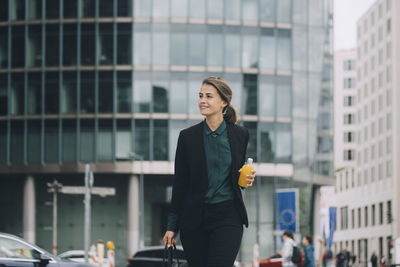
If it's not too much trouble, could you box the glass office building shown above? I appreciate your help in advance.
[0,0,333,264]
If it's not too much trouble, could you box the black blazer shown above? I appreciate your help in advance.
[170,121,250,232]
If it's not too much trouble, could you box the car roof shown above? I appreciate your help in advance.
[135,245,184,252]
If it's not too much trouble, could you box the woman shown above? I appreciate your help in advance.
[280,230,297,267]
[302,236,316,267]
[163,77,256,267]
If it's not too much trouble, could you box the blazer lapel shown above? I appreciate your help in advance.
[194,121,209,192]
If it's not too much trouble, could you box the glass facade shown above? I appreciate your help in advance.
[0,0,333,264]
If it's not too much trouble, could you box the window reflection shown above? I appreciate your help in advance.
[11,73,24,115]
[46,24,59,66]
[0,121,5,162]
[63,24,78,66]
[99,24,114,65]
[0,0,8,21]
[260,28,275,70]
[171,25,187,66]
[81,0,95,17]
[277,29,291,70]
[80,119,95,162]
[28,0,42,20]
[207,0,223,19]
[207,26,223,66]
[134,24,151,66]
[116,119,131,159]
[99,71,114,113]
[99,0,114,17]
[188,73,203,114]
[276,76,291,117]
[117,71,132,113]
[45,120,59,162]
[10,0,25,20]
[153,120,168,160]
[224,74,242,114]
[46,0,60,19]
[153,73,169,113]
[27,25,42,67]
[225,27,241,68]
[259,76,275,117]
[189,0,205,19]
[242,0,258,22]
[133,72,151,113]
[117,24,132,65]
[134,119,150,160]
[61,72,77,114]
[80,72,95,114]
[98,119,113,161]
[0,74,7,115]
[260,122,275,162]
[242,28,259,68]
[189,25,206,66]
[243,122,257,161]
[275,123,291,163]
[152,24,170,66]
[243,74,258,115]
[170,73,188,113]
[81,23,95,66]
[170,120,187,160]
[11,26,25,68]
[62,119,77,162]
[171,0,187,18]
[134,0,151,18]
[11,121,24,163]
[260,0,276,22]
[0,27,9,68]
[27,72,42,115]
[277,0,291,23]
[64,0,78,18]
[153,0,169,18]
[118,0,133,17]
[45,72,59,114]
[28,120,41,162]
[225,0,240,20]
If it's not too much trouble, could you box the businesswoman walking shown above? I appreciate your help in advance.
[163,77,256,267]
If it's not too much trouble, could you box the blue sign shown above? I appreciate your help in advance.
[327,207,337,247]
[277,189,297,232]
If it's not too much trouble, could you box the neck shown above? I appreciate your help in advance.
[205,114,224,131]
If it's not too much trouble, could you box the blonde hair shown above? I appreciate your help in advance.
[202,77,238,124]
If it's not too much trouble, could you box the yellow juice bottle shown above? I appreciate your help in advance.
[238,158,254,188]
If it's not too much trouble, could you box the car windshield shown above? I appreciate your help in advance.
[0,236,41,260]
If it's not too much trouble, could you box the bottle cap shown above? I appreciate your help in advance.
[247,158,253,165]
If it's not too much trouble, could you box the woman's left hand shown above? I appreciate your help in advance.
[246,169,256,187]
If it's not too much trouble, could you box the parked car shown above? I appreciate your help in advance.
[0,232,93,267]
[127,246,188,267]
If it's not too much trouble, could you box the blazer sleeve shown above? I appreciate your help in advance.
[169,131,189,222]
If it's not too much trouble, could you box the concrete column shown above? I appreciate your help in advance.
[23,176,36,243]
[127,175,140,257]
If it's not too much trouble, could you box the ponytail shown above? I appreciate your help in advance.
[223,104,238,124]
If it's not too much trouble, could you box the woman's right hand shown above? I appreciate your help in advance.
[163,231,176,247]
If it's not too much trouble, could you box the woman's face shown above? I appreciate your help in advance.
[198,84,227,118]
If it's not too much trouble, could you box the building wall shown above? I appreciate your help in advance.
[0,0,334,264]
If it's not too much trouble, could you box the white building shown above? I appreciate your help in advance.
[330,0,400,265]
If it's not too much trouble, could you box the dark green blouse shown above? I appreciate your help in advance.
[167,120,234,232]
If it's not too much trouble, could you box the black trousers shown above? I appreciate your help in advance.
[180,200,243,267]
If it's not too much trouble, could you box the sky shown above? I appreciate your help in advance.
[334,0,376,51]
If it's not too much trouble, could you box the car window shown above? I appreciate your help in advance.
[0,237,41,260]
[134,250,154,258]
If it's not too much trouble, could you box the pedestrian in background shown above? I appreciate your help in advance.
[280,231,297,267]
[162,77,256,267]
[371,252,378,267]
[380,255,386,267]
[302,236,316,267]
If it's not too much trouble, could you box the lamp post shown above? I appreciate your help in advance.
[128,152,144,248]
[47,180,63,255]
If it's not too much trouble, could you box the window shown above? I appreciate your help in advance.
[344,60,354,70]
[98,119,113,161]
[28,120,41,162]
[64,0,78,18]
[344,78,355,89]
[365,206,368,227]
[117,23,132,65]
[275,123,291,163]
[260,28,275,70]
[11,26,25,68]
[386,160,392,177]
[153,120,169,160]
[344,150,354,161]
[116,120,131,160]
[387,201,392,224]
[46,24,59,66]
[387,136,392,154]
[242,27,259,69]
[81,0,95,17]
[45,72,59,114]
[242,0,258,22]
[260,122,274,163]
[134,119,150,160]
[152,24,170,66]
[80,72,95,114]
[62,119,77,162]
[351,209,355,228]
[27,24,42,66]
[379,203,383,224]
[98,71,113,113]
[152,73,169,113]
[171,25,187,66]
[0,27,8,68]
[98,24,114,65]
[80,119,95,162]
[134,24,151,66]
[341,207,348,230]
[276,76,291,117]
[170,73,188,114]
[99,0,114,17]
[61,72,77,114]
[133,72,151,113]
[27,72,42,115]
[117,71,132,113]
[243,74,258,115]
[189,28,206,66]
[387,19,391,35]
[372,205,376,226]
[207,26,223,66]
[344,96,353,106]
[344,132,354,143]
[46,0,59,18]
[277,29,291,70]
[81,23,95,65]
[118,0,133,17]
[358,208,361,228]
[207,0,223,19]
[344,114,354,124]
[45,120,59,162]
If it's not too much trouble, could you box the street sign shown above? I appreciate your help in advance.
[60,186,116,197]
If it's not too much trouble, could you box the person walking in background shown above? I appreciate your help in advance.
[302,236,316,267]
[336,250,346,267]
[162,77,256,267]
[380,255,386,267]
[351,252,357,267]
[371,252,378,267]
[343,248,351,267]
[280,231,297,267]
